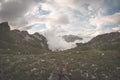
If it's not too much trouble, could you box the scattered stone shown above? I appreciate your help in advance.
[6,59,10,62]
[41,59,45,62]
[116,67,120,70]
[91,64,95,67]
[18,52,21,54]
[91,75,96,79]
[31,68,37,72]
[85,73,89,77]
[101,53,104,56]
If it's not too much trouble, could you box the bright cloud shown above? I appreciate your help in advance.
[40,26,76,51]
[89,12,120,29]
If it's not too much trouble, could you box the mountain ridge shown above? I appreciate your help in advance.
[0,22,120,52]
[0,22,49,54]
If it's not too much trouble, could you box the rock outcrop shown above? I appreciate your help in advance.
[0,22,10,32]
[0,22,49,53]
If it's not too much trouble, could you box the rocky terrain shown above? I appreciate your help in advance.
[0,22,49,54]
[0,22,120,80]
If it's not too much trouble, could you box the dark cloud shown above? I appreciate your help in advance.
[0,0,35,21]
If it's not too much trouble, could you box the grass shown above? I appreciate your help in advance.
[0,49,120,80]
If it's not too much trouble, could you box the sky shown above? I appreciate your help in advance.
[0,0,120,51]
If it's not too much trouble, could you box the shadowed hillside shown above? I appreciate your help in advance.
[0,22,49,54]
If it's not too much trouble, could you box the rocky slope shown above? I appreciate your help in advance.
[0,22,49,54]
[76,32,120,51]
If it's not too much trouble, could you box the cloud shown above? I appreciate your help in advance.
[0,0,35,21]
[111,26,120,32]
[40,26,76,51]
[89,12,120,29]
[36,15,70,25]
[0,0,34,30]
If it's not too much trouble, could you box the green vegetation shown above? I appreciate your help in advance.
[0,49,120,80]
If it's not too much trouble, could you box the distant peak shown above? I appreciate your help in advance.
[33,32,43,36]
[0,22,8,24]
[0,22,10,32]
[0,22,9,27]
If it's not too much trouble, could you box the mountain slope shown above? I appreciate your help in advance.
[75,32,120,51]
[0,22,49,54]
[88,32,120,50]
[62,31,120,80]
